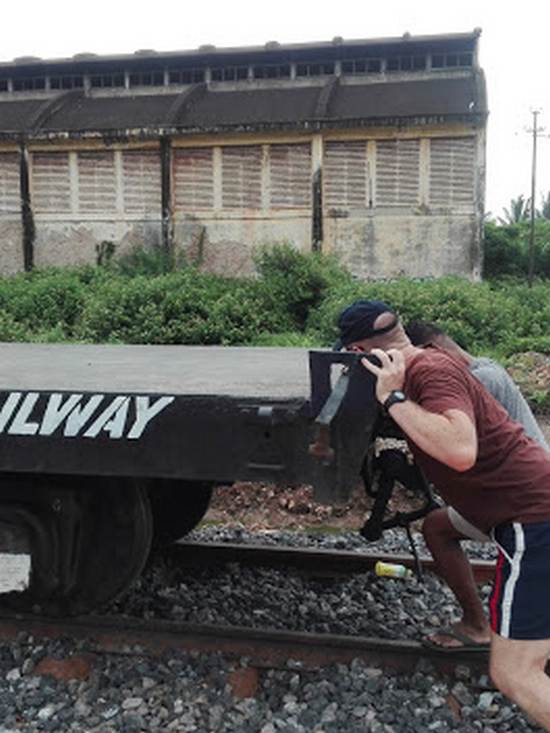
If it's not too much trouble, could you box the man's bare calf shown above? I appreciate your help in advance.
[422,507,490,647]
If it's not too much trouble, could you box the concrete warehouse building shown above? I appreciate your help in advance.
[0,31,487,278]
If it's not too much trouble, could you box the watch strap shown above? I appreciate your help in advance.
[383,390,407,411]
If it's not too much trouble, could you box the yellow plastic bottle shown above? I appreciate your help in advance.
[375,561,413,579]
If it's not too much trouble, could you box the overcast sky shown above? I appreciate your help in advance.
[2,0,548,218]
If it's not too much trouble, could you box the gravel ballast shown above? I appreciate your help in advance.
[0,634,538,732]
[0,526,538,732]
[108,527,496,641]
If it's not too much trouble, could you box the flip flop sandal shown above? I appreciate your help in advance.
[421,627,490,654]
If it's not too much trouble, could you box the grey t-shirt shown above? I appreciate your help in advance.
[469,356,548,450]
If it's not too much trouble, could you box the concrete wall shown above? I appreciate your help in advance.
[0,123,485,279]
[33,219,162,268]
[326,214,479,279]
[174,214,310,275]
[0,219,24,274]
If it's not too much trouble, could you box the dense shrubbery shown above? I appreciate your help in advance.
[254,243,350,329]
[307,276,550,358]
[73,270,293,345]
[0,243,547,407]
[0,244,546,355]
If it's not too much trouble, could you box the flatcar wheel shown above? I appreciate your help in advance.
[1,476,153,616]
[148,480,213,547]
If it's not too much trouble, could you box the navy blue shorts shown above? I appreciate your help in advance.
[490,519,550,640]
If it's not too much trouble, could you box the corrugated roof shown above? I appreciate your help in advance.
[181,87,321,127]
[0,99,44,132]
[44,94,178,131]
[0,74,487,138]
[331,76,482,119]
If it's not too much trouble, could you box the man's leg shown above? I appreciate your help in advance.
[422,507,490,647]
[490,633,550,731]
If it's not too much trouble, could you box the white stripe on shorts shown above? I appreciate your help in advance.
[499,523,525,638]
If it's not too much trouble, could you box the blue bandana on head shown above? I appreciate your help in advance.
[334,299,397,350]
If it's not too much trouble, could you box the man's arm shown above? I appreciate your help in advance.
[383,401,477,472]
[362,348,478,472]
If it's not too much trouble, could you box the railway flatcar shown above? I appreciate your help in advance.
[0,344,431,615]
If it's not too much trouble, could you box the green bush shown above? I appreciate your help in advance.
[0,248,546,359]
[306,276,549,357]
[0,269,89,337]
[0,310,30,341]
[74,269,293,346]
[254,243,351,329]
[112,244,179,277]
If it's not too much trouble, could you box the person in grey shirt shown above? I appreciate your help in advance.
[469,356,548,449]
[404,320,548,651]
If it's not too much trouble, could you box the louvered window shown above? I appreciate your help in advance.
[0,153,19,215]
[122,151,161,214]
[222,146,262,209]
[324,141,368,209]
[376,140,420,206]
[270,144,311,208]
[77,152,116,213]
[174,148,214,211]
[32,153,71,213]
[430,138,475,207]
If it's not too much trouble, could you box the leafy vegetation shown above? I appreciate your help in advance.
[0,242,547,408]
[497,195,531,225]
[484,220,550,279]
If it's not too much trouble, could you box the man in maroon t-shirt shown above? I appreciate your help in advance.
[337,299,550,731]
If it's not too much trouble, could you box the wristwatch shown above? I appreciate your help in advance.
[383,390,407,411]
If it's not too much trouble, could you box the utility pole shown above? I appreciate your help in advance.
[527,110,543,286]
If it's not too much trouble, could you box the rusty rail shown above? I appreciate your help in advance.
[0,542,494,675]
[0,612,488,675]
[172,540,496,584]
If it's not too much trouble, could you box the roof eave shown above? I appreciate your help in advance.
[0,30,482,70]
[0,112,487,142]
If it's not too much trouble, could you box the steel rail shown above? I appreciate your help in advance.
[172,540,496,584]
[0,611,489,674]
[0,541,493,675]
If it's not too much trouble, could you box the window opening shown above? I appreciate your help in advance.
[387,55,426,72]
[296,62,334,77]
[211,66,248,82]
[129,71,164,87]
[168,68,205,85]
[341,58,381,74]
[13,77,46,91]
[50,75,84,90]
[253,64,291,79]
[431,52,473,69]
[90,73,125,89]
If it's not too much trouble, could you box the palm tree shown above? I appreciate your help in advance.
[498,195,531,225]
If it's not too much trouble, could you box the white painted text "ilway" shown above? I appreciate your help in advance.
[0,392,175,440]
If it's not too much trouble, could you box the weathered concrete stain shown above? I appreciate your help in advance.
[173,215,311,275]
[327,213,480,280]
[33,221,162,268]
[0,221,25,273]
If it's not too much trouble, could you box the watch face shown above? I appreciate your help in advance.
[384,390,406,410]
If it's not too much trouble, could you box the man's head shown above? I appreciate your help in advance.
[335,299,408,352]
[405,320,469,360]
[405,320,446,347]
